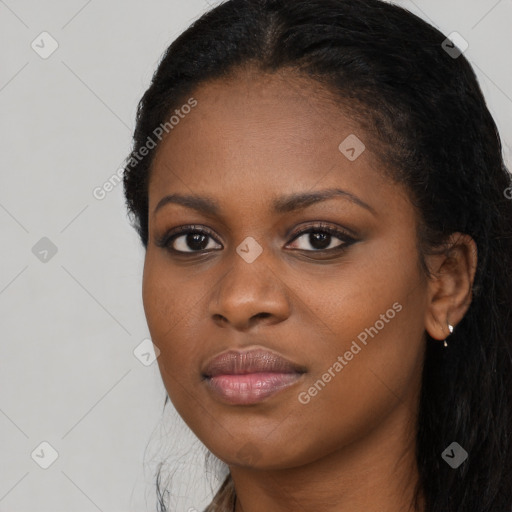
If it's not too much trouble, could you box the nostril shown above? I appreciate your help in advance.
[254,312,271,320]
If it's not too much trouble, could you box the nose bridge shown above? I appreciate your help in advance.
[209,236,290,328]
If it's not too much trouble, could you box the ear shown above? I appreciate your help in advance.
[424,232,478,340]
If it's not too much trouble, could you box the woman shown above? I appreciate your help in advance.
[123,0,512,510]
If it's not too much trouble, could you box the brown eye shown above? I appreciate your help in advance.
[156,225,222,253]
[287,224,356,252]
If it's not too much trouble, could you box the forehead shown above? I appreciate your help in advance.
[147,69,398,219]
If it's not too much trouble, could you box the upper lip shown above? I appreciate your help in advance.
[202,348,306,378]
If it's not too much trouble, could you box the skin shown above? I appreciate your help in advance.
[142,67,477,512]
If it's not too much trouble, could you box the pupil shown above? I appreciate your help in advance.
[310,232,330,250]
[187,233,208,250]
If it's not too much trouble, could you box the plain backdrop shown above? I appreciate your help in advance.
[1,1,511,511]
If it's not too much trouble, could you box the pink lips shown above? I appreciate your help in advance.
[202,348,306,405]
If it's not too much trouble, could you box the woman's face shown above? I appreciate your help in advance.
[142,69,430,469]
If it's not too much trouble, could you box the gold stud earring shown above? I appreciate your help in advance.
[444,323,454,347]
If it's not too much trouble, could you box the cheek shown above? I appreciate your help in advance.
[142,253,204,374]
[298,234,423,352]
[142,257,212,426]
[291,310,425,469]
[288,240,427,437]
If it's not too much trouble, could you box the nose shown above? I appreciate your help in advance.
[208,248,291,331]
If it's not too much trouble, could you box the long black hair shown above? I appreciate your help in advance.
[123,1,512,511]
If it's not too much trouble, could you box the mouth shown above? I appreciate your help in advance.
[201,348,306,405]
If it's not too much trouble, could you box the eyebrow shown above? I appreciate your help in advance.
[153,188,376,217]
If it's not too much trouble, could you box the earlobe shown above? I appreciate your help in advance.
[424,232,478,342]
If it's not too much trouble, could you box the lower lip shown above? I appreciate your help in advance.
[204,372,303,404]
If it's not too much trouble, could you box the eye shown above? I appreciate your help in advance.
[156,225,222,253]
[156,222,356,255]
[286,223,356,252]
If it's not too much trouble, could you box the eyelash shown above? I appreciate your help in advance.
[155,222,357,255]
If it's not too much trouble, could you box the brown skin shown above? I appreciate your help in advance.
[142,68,477,512]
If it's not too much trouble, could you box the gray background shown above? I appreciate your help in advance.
[1,1,511,511]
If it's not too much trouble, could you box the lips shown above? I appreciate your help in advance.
[202,348,306,377]
[202,348,306,405]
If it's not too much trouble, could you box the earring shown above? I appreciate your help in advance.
[443,323,454,347]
